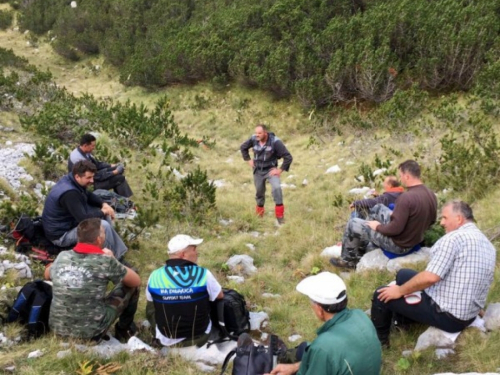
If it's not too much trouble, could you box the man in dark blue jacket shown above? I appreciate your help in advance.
[240,124,293,224]
[42,160,128,259]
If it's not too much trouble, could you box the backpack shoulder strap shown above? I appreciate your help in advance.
[7,282,37,322]
[219,349,237,375]
[27,290,47,335]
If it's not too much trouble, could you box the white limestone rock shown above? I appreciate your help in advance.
[372,168,387,176]
[127,336,155,353]
[484,303,500,331]
[245,243,255,251]
[226,255,257,276]
[27,349,44,358]
[435,348,455,359]
[348,187,371,195]
[249,311,269,331]
[211,179,227,188]
[227,275,245,284]
[288,335,302,343]
[415,327,457,351]
[320,245,341,259]
[325,165,341,174]
[386,247,431,273]
[356,250,388,273]
[280,183,296,189]
[302,179,308,186]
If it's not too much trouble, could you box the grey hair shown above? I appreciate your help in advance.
[444,200,475,222]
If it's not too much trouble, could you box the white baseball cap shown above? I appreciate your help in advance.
[296,272,347,305]
[168,235,204,254]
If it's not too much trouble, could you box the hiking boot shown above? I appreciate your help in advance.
[329,257,356,269]
[114,322,138,343]
[276,217,285,225]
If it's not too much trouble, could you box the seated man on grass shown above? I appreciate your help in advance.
[371,201,496,347]
[146,234,224,347]
[350,175,404,219]
[68,133,133,198]
[42,160,128,260]
[45,218,141,342]
[331,160,437,269]
[266,272,381,375]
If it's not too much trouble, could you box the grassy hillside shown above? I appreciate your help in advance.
[1,10,500,375]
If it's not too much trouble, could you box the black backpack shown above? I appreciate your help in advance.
[220,333,277,375]
[7,280,52,338]
[93,189,134,214]
[209,288,251,346]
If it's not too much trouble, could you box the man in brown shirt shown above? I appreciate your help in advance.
[331,160,437,269]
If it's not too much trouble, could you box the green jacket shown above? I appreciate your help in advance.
[297,308,381,375]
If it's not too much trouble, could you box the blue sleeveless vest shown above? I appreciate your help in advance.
[148,259,210,339]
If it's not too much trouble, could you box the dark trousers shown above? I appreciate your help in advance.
[95,175,133,198]
[371,269,474,345]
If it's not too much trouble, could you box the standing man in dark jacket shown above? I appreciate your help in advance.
[331,160,437,269]
[240,124,293,224]
[42,160,128,259]
[68,133,133,198]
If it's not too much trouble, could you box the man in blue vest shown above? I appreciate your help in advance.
[146,234,224,347]
[42,160,128,259]
[240,124,293,224]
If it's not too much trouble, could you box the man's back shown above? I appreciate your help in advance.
[298,308,381,375]
[49,249,126,338]
[377,184,437,248]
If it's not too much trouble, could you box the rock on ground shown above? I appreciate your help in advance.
[484,303,500,331]
[356,248,431,273]
[226,255,257,276]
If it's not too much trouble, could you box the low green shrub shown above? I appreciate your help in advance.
[0,9,13,29]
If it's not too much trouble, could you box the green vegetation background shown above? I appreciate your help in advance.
[1,0,500,374]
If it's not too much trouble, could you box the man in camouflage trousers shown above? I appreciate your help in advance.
[45,218,141,342]
[331,160,437,269]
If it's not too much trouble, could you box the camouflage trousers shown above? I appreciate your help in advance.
[341,204,407,264]
[93,283,140,340]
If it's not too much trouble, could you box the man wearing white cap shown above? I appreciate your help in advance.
[145,235,224,347]
[267,272,381,375]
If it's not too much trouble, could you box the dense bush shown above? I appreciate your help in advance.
[15,0,500,108]
[0,9,13,29]
[3,48,217,227]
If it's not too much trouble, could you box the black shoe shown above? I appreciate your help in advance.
[329,257,356,269]
[114,322,137,343]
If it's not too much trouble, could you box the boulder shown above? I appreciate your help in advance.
[226,255,257,276]
[484,303,500,331]
[356,250,388,273]
[386,248,431,273]
[415,327,458,351]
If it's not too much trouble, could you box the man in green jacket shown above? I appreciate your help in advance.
[266,272,381,375]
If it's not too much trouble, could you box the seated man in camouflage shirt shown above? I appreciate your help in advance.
[45,218,141,342]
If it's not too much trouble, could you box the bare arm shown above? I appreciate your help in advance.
[377,271,441,303]
[266,363,300,375]
[122,267,141,288]
[44,263,52,280]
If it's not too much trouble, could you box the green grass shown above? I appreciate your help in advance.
[0,25,500,375]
